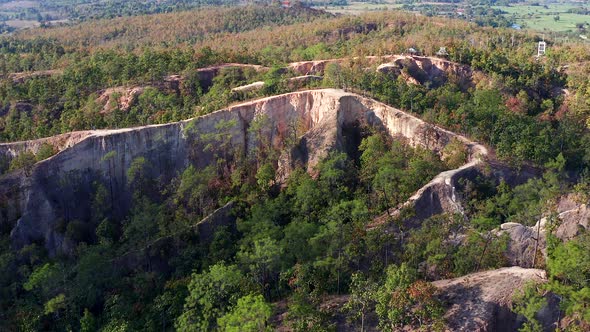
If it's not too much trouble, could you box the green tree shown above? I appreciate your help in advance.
[176,263,249,331]
[175,165,216,218]
[217,294,272,332]
[122,196,162,249]
[8,151,36,176]
[36,143,57,161]
[80,308,97,332]
[127,156,154,196]
[237,237,282,300]
[344,273,377,332]
[512,282,546,332]
[442,137,468,169]
[44,293,66,316]
[375,264,443,330]
[375,263,417,330]
[23,263,59,292]
[256,162,276,193]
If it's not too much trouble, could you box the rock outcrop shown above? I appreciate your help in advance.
[377,55,473,88]
[433,267,549,332]
[498,221,546,268]
[288,55,474,88]
[273,267,556,332]
[495,194,590,269]
[0,131,94,160]
[7,69,63,83]
[97,86,146,113]
[196,63,266,91]
[553,194,590,241]
[0,89,488,255]
[230,81,265,93]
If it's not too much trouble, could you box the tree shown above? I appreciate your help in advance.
[91,181,110,216]
[344,273,377,332]
[80,308,97,332]
[512,282,546,332]
[442,137,467,169]
[547,233,590,289]
[323,63,344,88]
[217,294,272,332]
[284,264,333,332]
[36,143,57,161]
[310,199,368,294]
[127,156,154,196]
[101,150,118,210]
[375,263,417,330]
[256,162,276,194]
[176,263,249,331]
[44,293,66,317]
[237,237,282,300]
[122,195,162,249]
[8,151,36,176]
[374,263,443,330]
[261,66,286,95]
[175,165,216,218]
[197,118,240,180]
[453,231,508,275]
[248,114,273,166]
[23,263,59,292]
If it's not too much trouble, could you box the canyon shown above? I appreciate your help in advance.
[0,88,489,256]
[0,56,574,331]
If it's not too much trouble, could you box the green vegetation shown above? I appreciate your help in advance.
[0,0,258,31]
[0,7,587,173]
[318,0,589,35]
[494,2,590,33]
[0,128,455,330]
[0,3,589,331]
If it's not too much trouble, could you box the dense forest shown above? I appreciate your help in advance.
[0,4,590,332]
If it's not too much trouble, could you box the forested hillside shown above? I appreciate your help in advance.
[0,0,250,32]
[0,4,590,332]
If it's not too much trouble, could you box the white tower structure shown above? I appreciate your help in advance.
[537,35,547,57]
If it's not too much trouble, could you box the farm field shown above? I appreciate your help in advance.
[312,1,403,15]
[494,3,589,32]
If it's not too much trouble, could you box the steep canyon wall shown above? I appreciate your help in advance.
[0,89,487,255]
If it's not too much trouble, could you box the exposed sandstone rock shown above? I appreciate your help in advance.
[287,74,323,88]
[288,55,399,75]
[196,63,266,91]
[553,194,590,241]
[496,194,590,269]
[0,89,486,255]
[432,267,547,332]
[7,69,63,83]
[230,81,265,93]
[0,131,94,160]
[273,267,554,332]
[230,75,322,94]
[377,55,473,89]
[97,86,145,113]
[498,221,546,268]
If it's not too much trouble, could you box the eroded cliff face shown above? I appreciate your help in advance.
[97,86,146,114]
[377,55,474,88]
[288,55,474,88]
[0,89,485,255]
[196,63,266,91]
[495,193,590,269]
[0,131,94,160]
[432,267,555,332]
